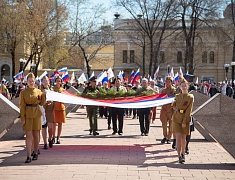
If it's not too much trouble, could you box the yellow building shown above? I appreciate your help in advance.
[112,7,235,83]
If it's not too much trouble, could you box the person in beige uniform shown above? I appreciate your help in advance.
[41,76,54,148]
[159,76,176,144]
[20,73,46,163]
[172,79,194,163]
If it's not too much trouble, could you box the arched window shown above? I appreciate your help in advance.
[202,51,207,63]
[1,64,10,80]
[177,51,182,63]
[209,51,214,63]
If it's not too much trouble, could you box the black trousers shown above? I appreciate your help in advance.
[138,108,151,134]
[132,108,138,117]
[99,106,104,117]
[107,107,112,126]
[111,107,124,133]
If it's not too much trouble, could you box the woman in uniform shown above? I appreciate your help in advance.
[41,76,54,148]
[53,76,66,144]
[20,73,46,163]
[172,79,194,164]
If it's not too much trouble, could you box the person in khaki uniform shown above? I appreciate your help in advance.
[20,73,46,163]
[82,76,99,136]
[41,76,54,148]
[172,75,184,149]
[53,76,66,144]
[160,76,176,144]
[172,79,194,163]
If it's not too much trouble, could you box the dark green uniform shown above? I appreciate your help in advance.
[83,86,99,135]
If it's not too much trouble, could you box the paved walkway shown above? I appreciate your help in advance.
[0,107,234,180]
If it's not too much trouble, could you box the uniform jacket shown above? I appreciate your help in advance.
[20,88,46,121]
[160,86,176,114]
[172,93,194,124]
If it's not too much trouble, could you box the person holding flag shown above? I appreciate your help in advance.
[159,76,176,144]
[82,76,100,136]
[53,76,66,144]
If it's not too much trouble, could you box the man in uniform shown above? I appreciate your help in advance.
[159,76,176,144]
[111,77,127,135]
[136,78,154,136]
[83,76,99,136]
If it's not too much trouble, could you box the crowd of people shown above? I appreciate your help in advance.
[0,74,234,164]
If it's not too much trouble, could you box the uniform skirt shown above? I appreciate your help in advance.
[23,117,42,131]
[45,102,54,123]
[172,121,190,135]
[54,110,66,123]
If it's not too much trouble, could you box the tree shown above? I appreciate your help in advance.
[177,0,223,80]
[22,0,68,76]
[67,0,113,77]
[0,1,26,77]
[114,0,179,76]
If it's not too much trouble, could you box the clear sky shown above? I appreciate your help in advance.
[90,0,117,22]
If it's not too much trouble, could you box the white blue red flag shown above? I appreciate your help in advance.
[62,72,70,83]
[46,90,175,109]
[58,67,67,75]
[14,71,24,80]
[154,66,160,80]
[129,70,135,82]
[131,68,140,85]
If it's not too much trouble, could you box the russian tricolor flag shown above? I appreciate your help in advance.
[58,67,67,75]
[131,68,140,85]
[14,71,24,80]
[185,71,189,82]
[129,70,135,82]
[62,72,70,83]
[174,72,179,83]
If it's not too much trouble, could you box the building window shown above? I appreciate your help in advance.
[209,51,214,63]
[177,51,182,63]
[123,50,127,63]
[160,51,165,63]
[202,51,207,63]
[130,50,134,63]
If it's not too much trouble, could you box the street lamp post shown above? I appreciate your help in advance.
[19,58,27,72]
[231,62,235,88]
[167,65,170,76]
[30,63,36,75]
[224,64,230,83]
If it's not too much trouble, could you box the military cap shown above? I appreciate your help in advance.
[89,76,97,82]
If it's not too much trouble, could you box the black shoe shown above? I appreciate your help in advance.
[52,137,55,144]
[172,139,176,149]
[108,126,111,130]
[32,154,38,160]
[112,132,116,135]
[145,133,148,136]
[93,131,99,136]
[166,139,171,144]
[43,144,48,150]
[185,147,189,154]
[132,116,136,119]
[181,154,185,163]
[141,133,145,136]
[161,138,166,144]
[89,130,92,135]
[179,156,183,164]
[49,140,53,148]
[56,138,60,144]
[118,132,123,135]
[25,156,31,163]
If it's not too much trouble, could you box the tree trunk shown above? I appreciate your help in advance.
[148,38,154,76]
[11,50,15,79]
[142,44,146,75]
